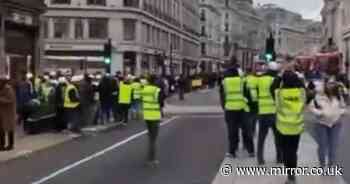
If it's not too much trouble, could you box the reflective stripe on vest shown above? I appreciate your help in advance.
[223,77,249,112]
[246,75,258,102]
[132,82,142,100]
[258,76,276,115]
[64,84,80,108]
[142,85,161,121]
[119,82,132,104]
[276,88,306,135]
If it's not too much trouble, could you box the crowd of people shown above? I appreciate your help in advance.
[220,57,349,184]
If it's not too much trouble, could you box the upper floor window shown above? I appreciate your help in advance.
[89,19,108,39]
[51,0,70,4]
[124,0,139,8]
[53,18,70,39]
[87,0,106,6]
[75,19,84,39]
[123,19,136,41]
[200,9,206,21]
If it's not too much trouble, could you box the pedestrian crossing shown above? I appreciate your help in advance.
[211,133,347,184]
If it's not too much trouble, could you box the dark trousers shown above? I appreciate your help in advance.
[0,130,14,149]
[55,107,66,131]
[179,89,185,100]
[278,131,301,180]
[64,108,80,132]
[257,114,283,163]
[146,121,160,161]
[225,110,254,155]
[120,104,130,123]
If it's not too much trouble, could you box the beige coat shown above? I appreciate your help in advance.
[0,84,17,131]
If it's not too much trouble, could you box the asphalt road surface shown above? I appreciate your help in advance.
[0,115,227,184]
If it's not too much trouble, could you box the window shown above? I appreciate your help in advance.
[201,26,206,36]
[123,19,136,41]
[89,19,108,39]
[146,24,151,43]
[43,19,49,38]
[124,0,139,8]
[200,9,206,21]
[51,0,70,4]
[225,23,229,32]
[201,43,206,55]
[53,18,70,39]
[75,19,84,39]
[87,0,106,6]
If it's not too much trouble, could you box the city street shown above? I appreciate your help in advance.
[0,89,348,184]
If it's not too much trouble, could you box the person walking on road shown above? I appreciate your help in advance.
[309,80,346,167]
[257,62,283,165]
[63,77,81,133]
[118,77,133,126]
[274,70,306,184]
[141,75,163,167]
[220,60,255,158]
[0,76,16,151]
[245,68,258,136]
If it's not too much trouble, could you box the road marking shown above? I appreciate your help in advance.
[31,116,180,184]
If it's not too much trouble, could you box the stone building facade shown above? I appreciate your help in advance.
[43,0,200,76]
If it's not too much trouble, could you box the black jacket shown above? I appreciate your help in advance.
[219,67,252,111]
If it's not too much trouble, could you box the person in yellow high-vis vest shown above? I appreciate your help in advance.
[131,78,142,120]
[220,65,255,158]
[63,78,81,133]
[141,75,164,167]
[256,63,283,165]
[245,69,259,136]
[275,71,306,184]
[118,78,133,126]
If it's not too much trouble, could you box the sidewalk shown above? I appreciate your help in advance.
[0,121,124,163]
[0,131,80,162]
[211,132,346,184]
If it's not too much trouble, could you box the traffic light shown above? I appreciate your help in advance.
[265,32,276,62]
[104,39,112,73]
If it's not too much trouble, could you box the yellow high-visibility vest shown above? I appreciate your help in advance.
[257,75,276,115]
[142,85,161,121]
[246,75,258,102]
[131,82,142,100]
[276,88,306,135]
[64,84,80,108]
[119,82,132,104]
[223,77,249,112]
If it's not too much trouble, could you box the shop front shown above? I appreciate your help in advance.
[0,0,46,80]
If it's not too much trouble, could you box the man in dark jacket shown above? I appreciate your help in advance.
[79,74,95,127]
[219,65,255,158]
[98,75,113,124]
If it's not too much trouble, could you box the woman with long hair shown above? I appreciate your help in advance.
[309,79,346,167]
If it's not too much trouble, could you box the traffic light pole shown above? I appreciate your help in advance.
[104,38,112,74]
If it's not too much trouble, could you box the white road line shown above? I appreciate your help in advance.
[31,116,180,184]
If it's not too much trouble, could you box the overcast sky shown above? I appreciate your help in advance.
[254,0,323,20]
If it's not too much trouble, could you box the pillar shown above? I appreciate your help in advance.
[135,53,142,76]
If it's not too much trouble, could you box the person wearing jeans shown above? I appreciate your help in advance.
[309,80,346,167]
